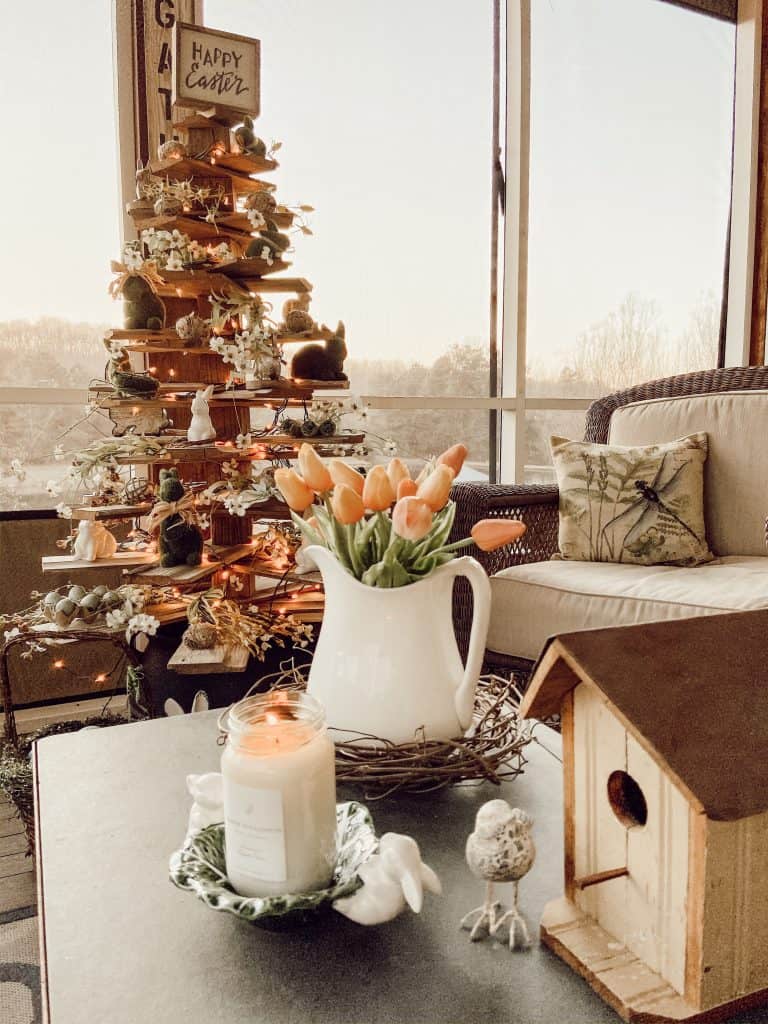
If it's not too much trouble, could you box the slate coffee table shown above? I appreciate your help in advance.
[32,712,768,1024]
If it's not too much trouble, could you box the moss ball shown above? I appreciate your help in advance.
[300,420,319,437]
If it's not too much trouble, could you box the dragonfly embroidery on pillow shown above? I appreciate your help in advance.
[550,433,712,566]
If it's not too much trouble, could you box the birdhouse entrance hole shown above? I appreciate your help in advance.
[607,771,648,828]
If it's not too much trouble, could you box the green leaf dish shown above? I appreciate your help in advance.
[169,801,378,922]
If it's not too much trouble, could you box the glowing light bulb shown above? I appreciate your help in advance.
[53,660,64,669]
[95,673,107,683]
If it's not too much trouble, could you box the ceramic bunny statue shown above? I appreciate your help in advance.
[72,520,118,562]
[184,769,223,840]
[333,832,442,925]
[164,691,210,718]
[187,384,216,442]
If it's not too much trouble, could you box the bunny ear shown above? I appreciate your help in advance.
[420,862,442,896]
[164,698,184,717]
[203,384,215,400]
[192,690,209,713]
[400,870,424,913]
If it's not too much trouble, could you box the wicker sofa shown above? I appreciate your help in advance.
[451,366,768,677]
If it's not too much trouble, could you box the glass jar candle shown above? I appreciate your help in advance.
[221,691,337,898]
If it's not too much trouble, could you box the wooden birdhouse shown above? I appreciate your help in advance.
[173,114,231,160]
[520,609,768,1023]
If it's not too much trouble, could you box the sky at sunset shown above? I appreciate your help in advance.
[0,1,734,370]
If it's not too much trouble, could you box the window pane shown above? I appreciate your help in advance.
[526,0,734,399]
[205,0,494,463]
[364,407,490,479]
[0,1,118,511]
[525,410,588,484]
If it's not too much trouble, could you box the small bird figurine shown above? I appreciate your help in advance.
[333,832,442,925]
[461,799,535,950]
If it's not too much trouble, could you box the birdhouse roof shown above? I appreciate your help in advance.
[519,608,768,821]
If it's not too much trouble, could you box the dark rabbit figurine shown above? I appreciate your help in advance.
[122,274,166,331]
[157,469,204,568]
[291,322,348,381]
[233,116,267,158]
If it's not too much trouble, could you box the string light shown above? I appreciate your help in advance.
[53,660,64,669]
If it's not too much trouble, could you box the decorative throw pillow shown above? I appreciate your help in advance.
[550,433,712,566]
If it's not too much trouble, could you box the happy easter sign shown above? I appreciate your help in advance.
[173,22,260,119]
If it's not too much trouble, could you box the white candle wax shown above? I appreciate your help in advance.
[221,692,337,898]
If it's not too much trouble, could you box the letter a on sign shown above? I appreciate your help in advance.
[173,22,260,121]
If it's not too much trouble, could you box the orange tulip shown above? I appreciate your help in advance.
[397,478,418,499]
[362,465,396,511]
[331,483,365,525]
[386,457,410,492]
[329,459,365,495]
[298,443,332,492]
[437,443,468,477]
[274,468,315,512]
[417,464,455,512]
[391,496,434,541]
[471,519,527,551]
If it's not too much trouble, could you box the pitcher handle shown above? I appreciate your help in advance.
[444,556,491,730]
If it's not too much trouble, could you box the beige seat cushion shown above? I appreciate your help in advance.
[608,391,768,556]
[487,555,768,662]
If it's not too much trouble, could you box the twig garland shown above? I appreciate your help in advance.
[249,664,534,797]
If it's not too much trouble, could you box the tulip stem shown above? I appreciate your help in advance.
[432,538,475,554]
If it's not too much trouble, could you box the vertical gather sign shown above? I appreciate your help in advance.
[133,0,197,164]
[173,23,261,121]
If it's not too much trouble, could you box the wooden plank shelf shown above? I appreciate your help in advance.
[125,211,252,243]
[90,380,351,407]
[42,551,157,573]
[100,433,363,465]
[70,504,152,521]
[216,257,292,279]
[218,208,294,231]
[123,543,254,585]
[152,270,310,298]
[106,329,184,343]
[239,277,313,295]
[149,154,278,186]
[276,328,335,343]
[121,330,334,353]
[212,151,279,177]
[168,641,249,675]
[233,563,322,585]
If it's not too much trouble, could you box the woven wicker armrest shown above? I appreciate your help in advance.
[450,481,560,572]
[450,481,560,657]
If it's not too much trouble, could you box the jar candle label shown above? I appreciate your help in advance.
[223,779,287,883]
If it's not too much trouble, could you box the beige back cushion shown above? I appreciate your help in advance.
[608,390,768,556]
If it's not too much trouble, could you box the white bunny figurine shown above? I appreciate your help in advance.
[164,691,210,717]
[187,384,216,442]
[73,520,118,561]
[333,832,442,925]
[185,771,224,840]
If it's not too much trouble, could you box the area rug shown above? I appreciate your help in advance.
[0,907,40,1024]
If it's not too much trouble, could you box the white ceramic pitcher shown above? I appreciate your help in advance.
[305,545,491,744]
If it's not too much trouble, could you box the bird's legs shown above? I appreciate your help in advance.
[460,881,503,941]
[489,881,532,950]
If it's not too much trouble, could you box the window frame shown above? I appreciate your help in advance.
[0,0,756,508]
[500,0,749,485]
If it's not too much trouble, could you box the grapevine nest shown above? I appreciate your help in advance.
[255,664,535,798]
